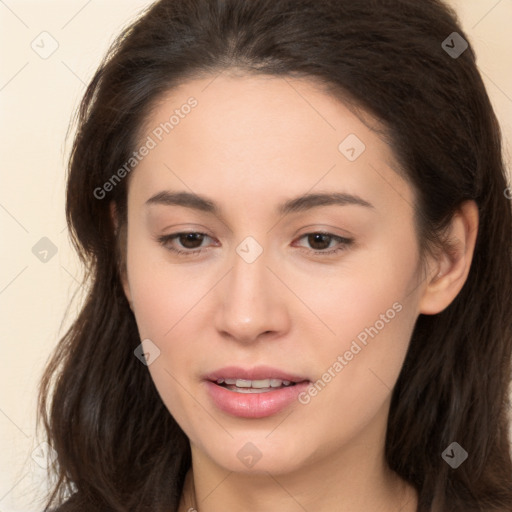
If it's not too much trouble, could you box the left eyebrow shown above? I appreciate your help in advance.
[277,192,374,215]
[145,190,375,215]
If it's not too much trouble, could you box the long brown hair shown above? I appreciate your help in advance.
[39,1,512,510]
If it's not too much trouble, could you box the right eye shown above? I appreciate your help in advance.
[157,232,215,256]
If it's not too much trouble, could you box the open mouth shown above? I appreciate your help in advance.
[204,372,312,417]
[214,378,303,393]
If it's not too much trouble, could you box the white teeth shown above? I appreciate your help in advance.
[216,378,294,388]
[251,379,271,388]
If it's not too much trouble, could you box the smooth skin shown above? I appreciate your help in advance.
[115,71,478,512]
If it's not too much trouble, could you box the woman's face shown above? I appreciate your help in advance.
[122,73,433,475]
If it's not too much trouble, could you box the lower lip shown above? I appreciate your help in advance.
[204,380,310,419]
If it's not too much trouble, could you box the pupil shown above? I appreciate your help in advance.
[180,233,203,249]
[309,233,330,250]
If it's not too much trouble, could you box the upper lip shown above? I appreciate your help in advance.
[203,365,310,383]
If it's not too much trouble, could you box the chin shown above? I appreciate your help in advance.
[194,433,313,475]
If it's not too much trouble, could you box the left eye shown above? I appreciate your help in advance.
[157,231,353,257]
[293,232,353,254]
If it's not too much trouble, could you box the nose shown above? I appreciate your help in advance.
[213,245,290,344]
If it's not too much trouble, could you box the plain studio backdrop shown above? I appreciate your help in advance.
[0,1,511,510]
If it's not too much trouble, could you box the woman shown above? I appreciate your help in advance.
[38,0,512,511]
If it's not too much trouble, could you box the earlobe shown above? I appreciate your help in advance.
[418,200,479,315]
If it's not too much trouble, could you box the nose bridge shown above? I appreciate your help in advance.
[232,239,269,300]
[214,236,288,342]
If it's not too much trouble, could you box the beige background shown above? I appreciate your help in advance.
[0,1,511,510]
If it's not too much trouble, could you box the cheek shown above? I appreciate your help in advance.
[126,251,205,427]
[290,240,418,358]
[126,237,212,397]
[328,307,414,450]
[292,294,416,454]
[125,230,201,338]
[292,242,419,424]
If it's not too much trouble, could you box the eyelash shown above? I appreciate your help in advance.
[156,231,353,257]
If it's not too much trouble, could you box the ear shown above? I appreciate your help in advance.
[110,201,133,308]
[418,200,479,315]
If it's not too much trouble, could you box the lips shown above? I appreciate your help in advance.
[203,365,309,384]
[202,366,311,418]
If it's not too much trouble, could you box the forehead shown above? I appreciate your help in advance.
[130,73,413,214]
[141,72,389,158]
